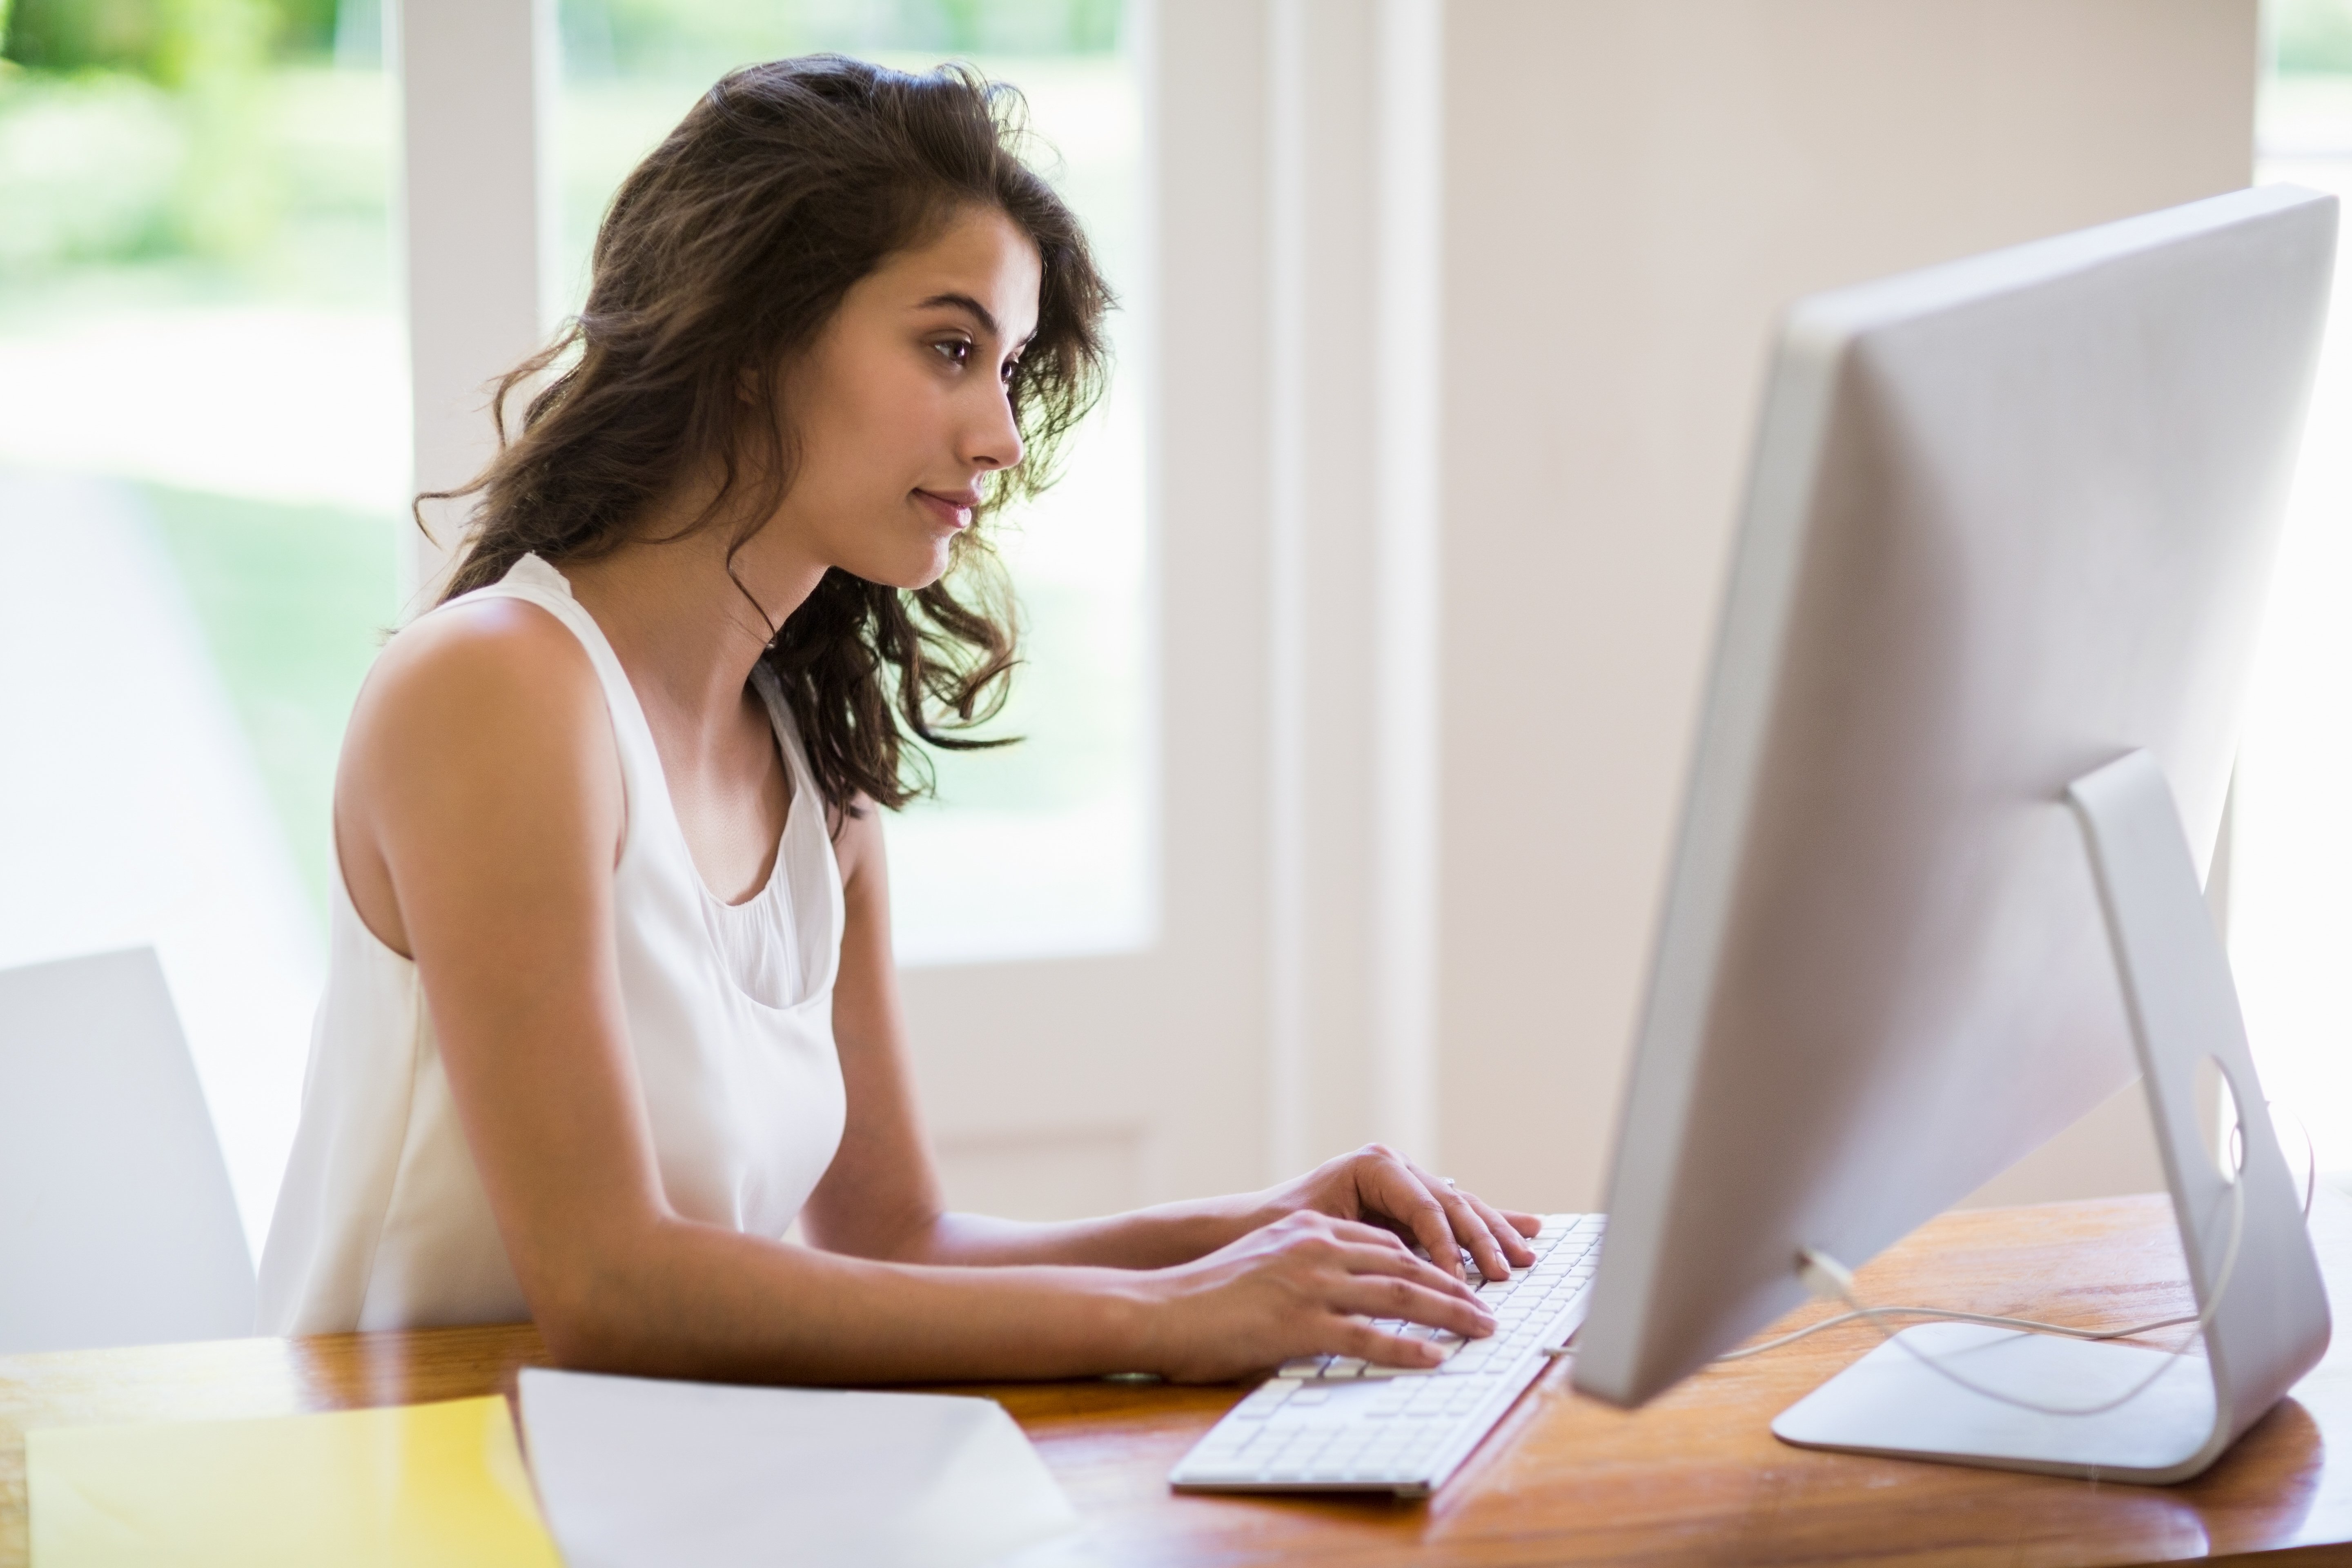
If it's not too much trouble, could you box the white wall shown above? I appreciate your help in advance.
[1432,0,2260,1211]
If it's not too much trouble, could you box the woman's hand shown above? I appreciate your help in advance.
[1135,1211,1497,1383]
[1255,1145,1541,1283]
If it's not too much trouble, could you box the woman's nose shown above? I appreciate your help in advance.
[965,385,1025,472]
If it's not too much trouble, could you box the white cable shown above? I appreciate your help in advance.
[1711,1302,2198,1364]
[1715,1096,2310,1383]
[2273,1098,2319,1219]
[1781,1160,2245,1419]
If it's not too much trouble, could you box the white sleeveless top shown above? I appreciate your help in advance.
[256,555,849,1334]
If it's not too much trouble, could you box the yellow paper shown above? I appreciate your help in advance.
[27,1395,563,1568]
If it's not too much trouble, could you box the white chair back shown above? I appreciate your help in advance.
[0,947,256,1352]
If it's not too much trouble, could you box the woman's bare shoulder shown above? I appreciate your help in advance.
[334,595,626,955]
[340,595,620,833]
[360,596,604,742]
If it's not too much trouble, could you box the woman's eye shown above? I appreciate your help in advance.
[932,338,973,365]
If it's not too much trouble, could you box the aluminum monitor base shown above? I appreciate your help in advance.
[1774,1323,2218,1480]
[1771,751,2329,1484]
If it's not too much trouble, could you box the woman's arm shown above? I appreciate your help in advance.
[338,604,1493,1384]
[798,805,1541,1283]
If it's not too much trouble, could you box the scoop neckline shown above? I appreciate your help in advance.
[697,678,801,915]
[511,554,802,915]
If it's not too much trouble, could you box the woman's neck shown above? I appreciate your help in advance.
[559,512,827,739]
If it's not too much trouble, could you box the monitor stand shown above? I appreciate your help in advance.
[1770,749,2332,1484]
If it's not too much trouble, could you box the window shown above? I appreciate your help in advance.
[0,0,400,1249]
[555,0,1152,967]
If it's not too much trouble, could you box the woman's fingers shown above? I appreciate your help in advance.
[1336,1317,1451,1368]
[1439,1187,1515,1281]
[1325,1216,1417,1252]
[1458,1189,1537,1273]
[1397,1158,1535,1281]
[1357,1154,1471,1280]
[1348,1147,1537,1283]
[1323,1272,1496,1339]
[1323,1233,1483,1305]
[1281,1215,1481,1302]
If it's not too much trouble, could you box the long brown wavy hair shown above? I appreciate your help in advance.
[429,56,1112,815]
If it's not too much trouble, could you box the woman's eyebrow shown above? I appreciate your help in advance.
[916,292,999,338]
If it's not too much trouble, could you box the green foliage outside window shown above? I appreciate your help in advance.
[0,0,340,270]
[2281,0,2352,74]
[568,0,1118,75]
[0,0,333,77]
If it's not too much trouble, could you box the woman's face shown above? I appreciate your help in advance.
[761,204,1042,591]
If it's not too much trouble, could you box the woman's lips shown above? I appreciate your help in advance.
[914,490,975,530]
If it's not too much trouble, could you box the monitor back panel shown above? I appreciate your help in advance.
[1574,187,2339,1408]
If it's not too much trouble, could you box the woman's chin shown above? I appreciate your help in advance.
[866,543,956,592]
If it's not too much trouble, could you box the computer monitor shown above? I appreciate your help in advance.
[1570,186,2339,1482]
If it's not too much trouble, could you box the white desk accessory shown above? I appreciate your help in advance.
[519,1367,1080,1567]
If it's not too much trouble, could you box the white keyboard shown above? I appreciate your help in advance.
[1169,1213,1604,1495]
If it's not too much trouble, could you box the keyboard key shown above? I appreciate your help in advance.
[1231,1382,1296,1418]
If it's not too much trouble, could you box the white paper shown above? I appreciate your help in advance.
[517,1368,1080,1568]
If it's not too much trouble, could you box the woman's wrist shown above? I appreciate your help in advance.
[888,1183,1303,1275]
[1208,1186,1292,1242]
[1084,1267,1169,1375]
[1122,1190,1287,1266]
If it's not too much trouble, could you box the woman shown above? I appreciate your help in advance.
[258,56,1534,1383]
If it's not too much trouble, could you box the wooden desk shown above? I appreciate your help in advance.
[8,1194,2352,1567]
